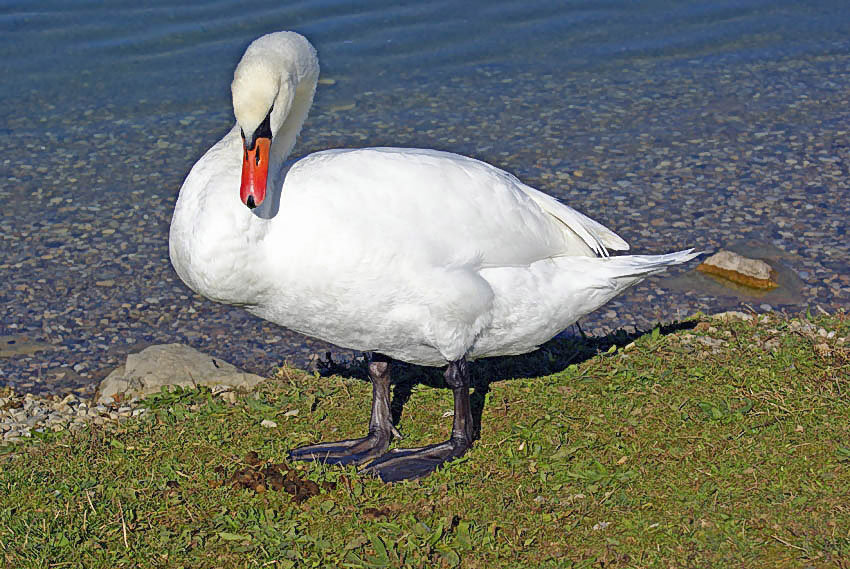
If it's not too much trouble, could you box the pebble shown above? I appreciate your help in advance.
[0,387,145,443]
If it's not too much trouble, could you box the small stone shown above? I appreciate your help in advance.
[698,337,725,349]
[814,343,831,357]
[712,311,753,322]
[328,102,356,113]
[260,419,278,429]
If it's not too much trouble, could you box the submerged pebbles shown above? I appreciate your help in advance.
[2,38,849,396]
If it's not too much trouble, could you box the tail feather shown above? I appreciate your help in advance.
[601,248,701,280]
[588,249,701,294]
[553,248,701,321]
[471,249,700,359]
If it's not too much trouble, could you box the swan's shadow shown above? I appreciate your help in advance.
[314,320,697,440]
[251,162,294,220]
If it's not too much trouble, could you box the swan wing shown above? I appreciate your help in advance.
[275,148,623,268]
[517,184,630,255]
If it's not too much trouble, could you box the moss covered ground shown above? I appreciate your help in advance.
[1,312,848,568]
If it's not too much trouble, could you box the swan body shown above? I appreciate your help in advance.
[169,32,697,480]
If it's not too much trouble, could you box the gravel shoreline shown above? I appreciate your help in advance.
[0,391,146,445]
[2,311,844,447]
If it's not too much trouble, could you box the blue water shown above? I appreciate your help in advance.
[3,1,849,118]
[2,0,848,214]
[2,1,849,393]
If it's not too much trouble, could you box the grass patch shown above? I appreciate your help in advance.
[1,312,849,567]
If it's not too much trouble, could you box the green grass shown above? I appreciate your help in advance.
[1,312,849,568]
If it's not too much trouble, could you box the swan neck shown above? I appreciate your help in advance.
[270,74,317,178]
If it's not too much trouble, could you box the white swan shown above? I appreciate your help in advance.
[169,31,698,481]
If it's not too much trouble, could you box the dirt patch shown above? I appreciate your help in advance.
[218,451,335,503]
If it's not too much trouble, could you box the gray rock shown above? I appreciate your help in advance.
[711,311,754,322]
[97,343,266,404]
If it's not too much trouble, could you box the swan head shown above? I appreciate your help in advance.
[231,32,319,209]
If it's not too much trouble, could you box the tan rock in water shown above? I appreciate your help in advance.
[697,250,778,289]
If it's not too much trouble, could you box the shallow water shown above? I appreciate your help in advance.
[2,1,849,394]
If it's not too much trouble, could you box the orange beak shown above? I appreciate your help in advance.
[240,137,270,209]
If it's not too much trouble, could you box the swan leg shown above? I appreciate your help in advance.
[360,357,474,482]
[288,353,395,466]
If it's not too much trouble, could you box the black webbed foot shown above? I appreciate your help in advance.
[361,357,475,482]
[288,430,394,466]
[359,436,471,482]
[288,353,396,467]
